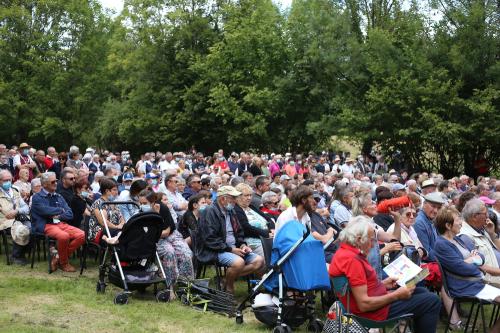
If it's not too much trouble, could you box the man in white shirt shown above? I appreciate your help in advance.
[276,185,316,233]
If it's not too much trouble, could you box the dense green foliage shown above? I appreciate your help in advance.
[0,0,498,176]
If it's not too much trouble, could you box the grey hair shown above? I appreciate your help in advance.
[177,177,186,185]
[31,178,41,187]
[339,216,372,247]
[462,198,486,222]
[261,191,278,204]
[352,192,372,217]
[0,169,12,179]
[40,172,56,185]
[210,176,222,188]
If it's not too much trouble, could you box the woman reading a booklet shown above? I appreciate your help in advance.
[330,216,441,333]
[435,206,500,331]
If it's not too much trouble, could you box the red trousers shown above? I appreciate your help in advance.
[44,222,85,265]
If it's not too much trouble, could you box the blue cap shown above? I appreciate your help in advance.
[145,172,159,180]
[123,173,133,181]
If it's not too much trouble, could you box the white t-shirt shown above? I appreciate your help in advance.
[275,206,311,233]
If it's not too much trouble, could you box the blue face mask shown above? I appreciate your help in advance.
[81,191,89,198]
[225,203,234,211]
[141,205,152,212]
[107,194,116,201]
[22,149,29,156]
[151,179,158,186]
[199,204,207,212]
[113,176,118,181]
[1,181,12,191]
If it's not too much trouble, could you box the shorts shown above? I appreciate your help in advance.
[217,250,259,267]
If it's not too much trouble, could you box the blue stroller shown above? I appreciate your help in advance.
[235,220,331,332]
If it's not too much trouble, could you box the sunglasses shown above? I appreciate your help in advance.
[66,177,75,181]
[50,180,57,184]
[192,180,201,184]
[405,212,416,218]
[271,201,280,205]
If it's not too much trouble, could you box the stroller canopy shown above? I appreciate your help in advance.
[264,220,330,292]
[117,212,165,261]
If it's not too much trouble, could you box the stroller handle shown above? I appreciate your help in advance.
[99,201,140,210]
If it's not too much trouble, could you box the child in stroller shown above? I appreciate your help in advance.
[236,220,332,332]
[96,201,172,304]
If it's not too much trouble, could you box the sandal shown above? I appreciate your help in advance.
[449,320,464,331]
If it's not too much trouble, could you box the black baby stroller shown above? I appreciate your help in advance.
[95,201,171,304]
[235,220,332,332]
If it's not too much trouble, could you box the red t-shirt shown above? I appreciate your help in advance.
[329,243,389,321]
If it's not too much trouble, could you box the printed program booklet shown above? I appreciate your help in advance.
[383,254,429,287]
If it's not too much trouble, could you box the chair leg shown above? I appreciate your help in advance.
[471,302,481,333]
[80,243,87,275]
[2,231,10,265]
[30,238,37,269]
[480,303,487,333]
[464,302,475,333]
[490,304,500,328]
[47,238,52,274]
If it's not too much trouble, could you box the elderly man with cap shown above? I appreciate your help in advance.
[0,169,31,265]
[414,192,446,262]
[198,185,264,293]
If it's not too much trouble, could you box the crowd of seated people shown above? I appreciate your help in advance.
[1,142,500,331]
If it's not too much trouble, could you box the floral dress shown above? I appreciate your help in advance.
[88,198,123,242]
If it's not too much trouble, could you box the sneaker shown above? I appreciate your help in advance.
[59,263,76,272]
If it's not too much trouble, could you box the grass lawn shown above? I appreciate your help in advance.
[0,254,496,332]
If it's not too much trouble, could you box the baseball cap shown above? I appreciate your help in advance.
[217,185,241,197]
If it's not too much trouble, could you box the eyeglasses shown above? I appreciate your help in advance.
[405,212,417,218]
[50,180,57,184]
[192,180,201,184]
[270,201,280,205]
[66,177,75,181]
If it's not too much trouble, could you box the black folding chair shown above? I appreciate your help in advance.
[190,228,225,291]
[437,260,494,333]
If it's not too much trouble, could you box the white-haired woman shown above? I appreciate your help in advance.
[329,216,441,333]
[351,191,402,279]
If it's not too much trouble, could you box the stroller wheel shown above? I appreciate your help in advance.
[156,290,170,303]
[96,281,106,294]
[235,312,243,324]
[114,292,129,305]
[307,319,324,332]
[272,324,292,333]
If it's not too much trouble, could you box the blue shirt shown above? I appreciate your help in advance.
[414,210,438,261]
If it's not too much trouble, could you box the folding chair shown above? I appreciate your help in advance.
[331,276,413,333]
[190,228,225,291]
[437,260,495,333]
